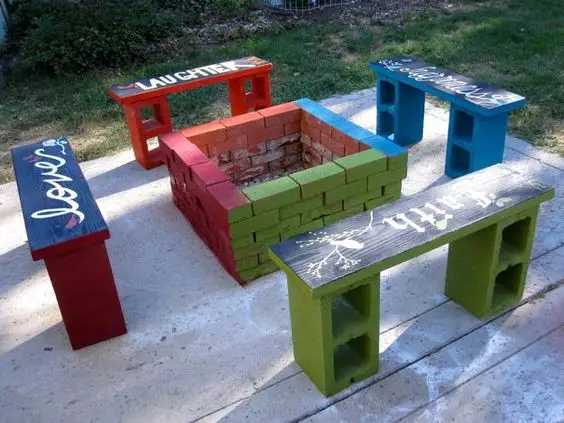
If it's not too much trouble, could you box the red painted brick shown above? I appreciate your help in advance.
[318,121,332,136]
[329,140,345,157]
[191,161,229,189]
[284,121,300,136]
[232,143,267,160]
[209,136,247,155]
[345,143,360,156]
[330,128,346,142]
[306,126,321,143]
[257,102,301,127]
[221,112,265,138]
[249,124,285,145]
[312,141,333,161]
[219,158,252,175]
[285,141,303,156]
[359,142,371,151]
[320,132,333,148]
[250,149,285,166]
[234,164,268,182]
[180,121,227,147]
[206,180,251,227]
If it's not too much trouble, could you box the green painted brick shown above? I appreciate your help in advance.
[324,179,367,204]
[255,215,301,242]
[236,255,259,272]
[388,152,408,170]
[301,201,344,224]
[281,219,324,241]
[234,234,280,260]
[367,167,407,192]
[228,204,253,223]
[322,201,344,215]
[334,150,387,182]
[279,195,323,220]
[232,233,255,250]
[238,261,280,282]
[323,205,364,225]
[230,209,279,238]
[290,162,345,199]
[364,194,397,211]
[243,176,300,215]
[258,251,271,264]
[383,181,402,196]
[344,188,383,209]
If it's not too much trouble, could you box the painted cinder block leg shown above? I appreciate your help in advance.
[44,242,127,350]
[288,273,380,396]
[445,207,539,319]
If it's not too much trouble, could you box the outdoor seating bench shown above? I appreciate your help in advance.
[269,163,553,396]
[108,56,273,169]
[11,137,127,350]
[369,57,526,178]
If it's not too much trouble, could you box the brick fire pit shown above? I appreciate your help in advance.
[159,99,407,284]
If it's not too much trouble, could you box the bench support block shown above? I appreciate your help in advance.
[227,72,272,116]
[45,242,127,350]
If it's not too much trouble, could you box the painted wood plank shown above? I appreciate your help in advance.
[369,56,526,116]
[10,137,108,259]
[270,164,554,290]
[108,57,272,105]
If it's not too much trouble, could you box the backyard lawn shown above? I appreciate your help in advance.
[0,0,562,183]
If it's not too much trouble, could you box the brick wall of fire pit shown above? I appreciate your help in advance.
[160,99,407,284]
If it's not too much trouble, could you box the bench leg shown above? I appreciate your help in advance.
[376,76,425,146]
[445,207,539,319]
[445,107,509,178]
[44,242,127,349]
[227,71,272,116]
[287,272,380,397]
[123,97,173,170]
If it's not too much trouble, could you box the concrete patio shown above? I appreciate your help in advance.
[1,89,563,423]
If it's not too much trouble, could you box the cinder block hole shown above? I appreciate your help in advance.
[141,106,154,120]
[245,79,252,94]
[492,263,523,309]
[450,144,470,172]
[379,111,394,138]
[331,283,371,338]
[379,80,396,105]
[333,334,371,383]
[501,218,531,252]
[453,110,474,141]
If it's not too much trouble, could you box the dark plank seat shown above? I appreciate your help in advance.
[11,137,127,349]
[369,57,526,177]
[269,164,553,396]
[108,56,273,169]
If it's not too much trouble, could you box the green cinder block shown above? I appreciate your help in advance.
[256,215,301,242]
[334,150,387,182]
[234,234,280,260]
[324,179,367,204]
[383,181,402,196]
[279,195,324,220]
[232,233,255,250]
[236,255,259,272]
[290,162,345,199]
[281,219,324,241]
[323,205,364,225]
[243,177,300,215]
[367,167,407,192]
[230,209,279,238]
[229,204,253,223]
[344,187,383,209]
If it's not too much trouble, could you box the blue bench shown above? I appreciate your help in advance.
[369,57,526,178]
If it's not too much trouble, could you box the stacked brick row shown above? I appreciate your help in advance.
[160,99,408,284]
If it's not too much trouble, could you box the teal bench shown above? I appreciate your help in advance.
[269,164,553,396]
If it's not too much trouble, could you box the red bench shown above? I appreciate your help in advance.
[108,56,273,169]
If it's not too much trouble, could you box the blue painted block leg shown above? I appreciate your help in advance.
[445,106,509,178]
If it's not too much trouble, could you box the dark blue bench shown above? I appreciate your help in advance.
[11,137,127,349]
[369,57,526,178]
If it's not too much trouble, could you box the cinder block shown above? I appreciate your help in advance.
[230,209,279,238]
[255,215,301,242]
[236,255,259,272]
[334,150,388,182]
[290,162,346,199]
[191,161,229,189]
[279,195,323,219]
[221,112,265,138]
[323,205,364,225]
[243,176,300,215]
[344,188,383,209]
[250,149,286,167]
[258,102,301,127]
[206,181,253,223]
[325,178,367,204]
[367,167,408,191]
[180,121,227,147]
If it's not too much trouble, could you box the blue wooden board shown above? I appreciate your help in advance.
[11,137,108,258]
[270,164,553,290]
[369,57,526,116]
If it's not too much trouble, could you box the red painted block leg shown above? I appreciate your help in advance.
[227,71,272,116]
[44,242,127,350]
[124,96,173,169]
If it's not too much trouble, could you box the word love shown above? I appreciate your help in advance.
[30,149,85,224]
[135,59,260,91]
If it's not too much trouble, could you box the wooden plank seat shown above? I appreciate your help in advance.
[11,137,127,349]
[108,57,273,169]
[269,164,554,396]
[369,57,526,178]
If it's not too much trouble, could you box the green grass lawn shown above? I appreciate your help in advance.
[1,0,563,183]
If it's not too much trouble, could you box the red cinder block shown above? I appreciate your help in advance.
[284,121,300,136]
[221,112,265,138]
[181,121,227,147]
[235,164,268,182]
[206,180,251,227]
[285,141,303,156]
[257,102,301,127]
[251,149,285,166]
[249,124,285,145]
[219,158,252,175]
[191,161,229,189]
[232,143,267,160]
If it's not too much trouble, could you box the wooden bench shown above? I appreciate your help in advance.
[11,137,127,350]
[369,57,526,178]
[269,164,553,396]
[108,56,273,170]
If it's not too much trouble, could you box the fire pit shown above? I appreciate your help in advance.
[160,98,407,283]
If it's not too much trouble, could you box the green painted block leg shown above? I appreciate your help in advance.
[287,273,380,397]
[445,207,539,319]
